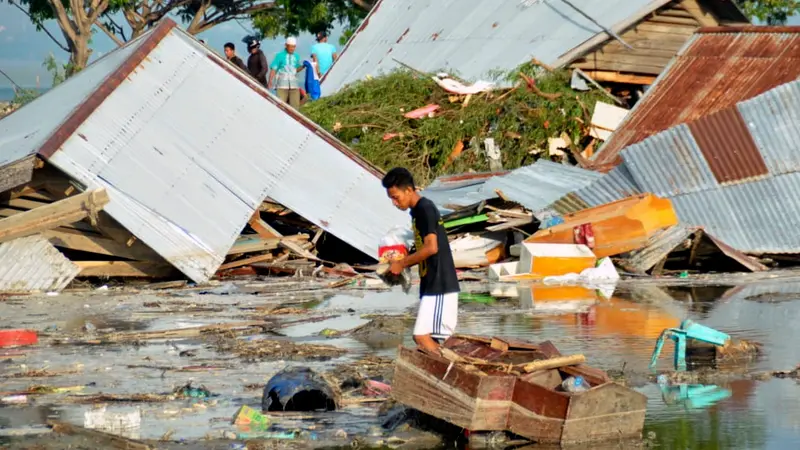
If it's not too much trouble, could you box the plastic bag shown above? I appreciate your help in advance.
[377,226,414,293]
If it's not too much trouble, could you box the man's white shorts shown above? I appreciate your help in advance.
[413,293,459,340]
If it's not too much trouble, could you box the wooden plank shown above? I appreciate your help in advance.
[248,211,282,239]
[218,253,274,271]
[681,0,718,27]
[93,212,137,247]
[75,261,176,278]
[280,239,319,261]
[0,155,37,194]
[648,15,699,26]
[0,189,109,244]
[635,22,698,35]
[572,60,666,76]
[580,71,657,85]
[523,354,586,373]
[41,228,161,261]
[227,234,309,256]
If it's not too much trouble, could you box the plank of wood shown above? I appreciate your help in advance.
[248,211,282,239]
[484,205,533,220]
[572,60,666,76]
[490,338,509,352]
[649,15,699,26]
[42,228,160,261]
[523,354,586,373]
[0,189,109,244]
[48,420,151,450]
[218,253,274,271]
[227,234,308,256]
[485,217,533,232]
[75,261,175,278]
[279,239,319,261]
[580,71,657,85]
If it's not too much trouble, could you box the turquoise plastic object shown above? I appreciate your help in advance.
[649,320,730,371]
[660,384,732,409]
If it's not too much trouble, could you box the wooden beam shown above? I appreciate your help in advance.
[580,70,657,85]
[280,239,319,261]
[0,189,109,244]
[227,234,308,256]
[42,228,162,261]
[248,211,282,239]
[681,0,718,27]
[218,253,274,271]
[75,261,176,278]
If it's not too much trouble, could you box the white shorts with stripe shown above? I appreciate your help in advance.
[413,292,459,340]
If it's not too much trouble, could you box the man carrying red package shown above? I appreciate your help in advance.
[381,167,460,353]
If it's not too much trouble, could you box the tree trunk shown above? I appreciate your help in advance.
[67,39,92,76]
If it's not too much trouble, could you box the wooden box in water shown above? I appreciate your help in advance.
[392,335,647,444]
[509,365,647,444]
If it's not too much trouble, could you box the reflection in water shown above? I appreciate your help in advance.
[660,383,732,410]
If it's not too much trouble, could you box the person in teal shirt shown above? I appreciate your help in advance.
[268,37,305,109]
[311,32,338,77]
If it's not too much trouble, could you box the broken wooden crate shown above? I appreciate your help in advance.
[392,335,646,445]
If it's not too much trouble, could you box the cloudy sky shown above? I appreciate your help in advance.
[0,3,343,87]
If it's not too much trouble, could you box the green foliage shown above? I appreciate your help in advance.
[11,88,40,107]
[301,68,609,185]
[735,0,800,24]
[9,54,70,107]
[251,0,369,39]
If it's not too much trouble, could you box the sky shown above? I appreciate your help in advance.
[0,3,344,88]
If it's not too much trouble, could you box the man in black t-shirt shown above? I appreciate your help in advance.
[383,168,460,352]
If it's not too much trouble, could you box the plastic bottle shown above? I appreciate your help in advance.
[561,376,590,393]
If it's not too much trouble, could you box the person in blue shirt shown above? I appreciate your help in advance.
[311,32,338,77]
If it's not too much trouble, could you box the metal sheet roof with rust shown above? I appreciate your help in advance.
[321,0,681,95]
[593,25,800,168]
[0,19,410,283]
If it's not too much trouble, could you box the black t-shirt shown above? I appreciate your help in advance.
[410,197,460,297]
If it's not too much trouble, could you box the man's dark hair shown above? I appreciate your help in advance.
[382,167,415,190]
[224,42,235,51]
[316,31,327,42]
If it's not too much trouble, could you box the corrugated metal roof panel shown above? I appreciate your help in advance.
[0,236,79,292]
[738,80,800,176]
[322,0,668,95]
[7,20,409,283]
[482,160,603,218]
[594,26,800,167]
[561,164,641,212]
[671,172,800,253]
[622,125,719,196]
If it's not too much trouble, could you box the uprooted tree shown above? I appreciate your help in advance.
[250,0,373,44]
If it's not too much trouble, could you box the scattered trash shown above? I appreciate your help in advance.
[83,406,142,440]
[232,405,271,429]
[403,104,440,119]
[262,367,339,412]
[589,101,629,141]
[650,320,759,371]
[432,73,495,95]
[363,379,392,397]
[174,382,212,399]
[0,395,28,405]
[519,243,596,278]
[0,329,38,348]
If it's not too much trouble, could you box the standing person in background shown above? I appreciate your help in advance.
[311,32,338,77]
[268,37,304,109]
[224,43,248,72]
[302,56,321,102]
[246,40,269,87]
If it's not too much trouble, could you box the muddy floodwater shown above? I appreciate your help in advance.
[3,276,800,449]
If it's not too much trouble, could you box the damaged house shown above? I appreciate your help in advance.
[321,0,748,96]
[0,18,409,290]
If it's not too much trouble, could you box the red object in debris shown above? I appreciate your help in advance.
[404,104,440,119]
[572,223,596,249]
[363,379,392,397]
[0,329,38,348]
[383,133,401,141]
[378,244,408,260]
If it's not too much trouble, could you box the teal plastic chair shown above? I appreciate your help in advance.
[649,319,730,371]
[660,383,732,409]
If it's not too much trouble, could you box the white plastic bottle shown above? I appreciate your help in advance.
[561,375,590,393]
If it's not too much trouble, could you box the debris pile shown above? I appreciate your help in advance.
[303,66,612,185]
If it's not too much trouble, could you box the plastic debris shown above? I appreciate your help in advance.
[262,367,338,412]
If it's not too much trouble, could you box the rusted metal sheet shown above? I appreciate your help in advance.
[687,108,767,183]
[0,235,80,293]
[622,125,718,196]
[594,26,800,167]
